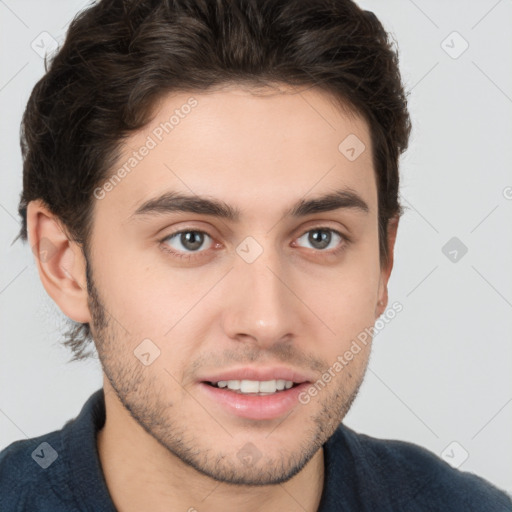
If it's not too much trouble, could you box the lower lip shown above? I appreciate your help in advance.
[198,382,310,420]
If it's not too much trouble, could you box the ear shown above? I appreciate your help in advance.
[375,215,399,317]
[26,199,91,323]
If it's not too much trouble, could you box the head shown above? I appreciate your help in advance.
[20,0,411,486]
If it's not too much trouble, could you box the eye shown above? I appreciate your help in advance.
[295,228,346,252]
[159,226,349,261]
[161,230,213,257]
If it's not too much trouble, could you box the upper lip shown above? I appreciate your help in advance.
[199,366,314,384]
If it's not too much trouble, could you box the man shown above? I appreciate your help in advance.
[0,0,510,510]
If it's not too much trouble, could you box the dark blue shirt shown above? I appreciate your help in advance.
[1,388,510,511]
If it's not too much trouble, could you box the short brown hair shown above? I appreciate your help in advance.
[17,0,411,360]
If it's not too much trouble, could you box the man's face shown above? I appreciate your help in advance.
[86,84,390,485]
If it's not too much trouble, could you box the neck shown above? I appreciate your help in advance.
[96,384,325,512]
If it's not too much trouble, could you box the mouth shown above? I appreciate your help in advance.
[197,366,314,420]
[203,379,302,396]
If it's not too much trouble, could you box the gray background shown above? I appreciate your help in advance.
[1,0,511,494]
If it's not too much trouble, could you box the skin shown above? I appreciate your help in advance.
[27,83,398,512]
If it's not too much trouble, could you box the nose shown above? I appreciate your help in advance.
[220,248,306,350]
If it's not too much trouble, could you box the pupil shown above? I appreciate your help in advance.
[309,229,330,249]
[181,231,203,251]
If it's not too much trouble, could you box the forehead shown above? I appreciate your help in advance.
[97,84,377,220]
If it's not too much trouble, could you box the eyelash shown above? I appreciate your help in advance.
[159,227,350,261]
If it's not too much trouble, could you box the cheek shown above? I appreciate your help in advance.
[95,248,222,358]
[304,246,382,339]
[88,234,171,336]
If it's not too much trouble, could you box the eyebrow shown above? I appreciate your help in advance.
[131,188,369,221]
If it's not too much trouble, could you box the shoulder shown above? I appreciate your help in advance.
[329,424,512,511]
[0,426,78,511]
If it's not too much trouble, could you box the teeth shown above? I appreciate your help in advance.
[240,380,260,393]
[212,379,295,394]
[258,380,277,393]
[276,379,286,390]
